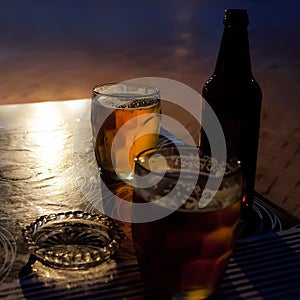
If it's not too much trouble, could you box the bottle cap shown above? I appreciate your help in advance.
[224,9,249,27]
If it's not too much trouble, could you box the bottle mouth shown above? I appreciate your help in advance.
[224,9,249,27]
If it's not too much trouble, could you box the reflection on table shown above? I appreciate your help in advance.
[0,99,299,299]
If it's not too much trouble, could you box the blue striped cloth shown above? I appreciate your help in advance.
[216,227,300,299]
[12,227,300,300]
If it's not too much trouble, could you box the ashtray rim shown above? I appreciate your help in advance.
[23,210,125,270]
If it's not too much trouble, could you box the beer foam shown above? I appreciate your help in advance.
[143,155,239,176]
[199,156,240,176]
[96,96,160,110]
[196,183,241,210]
[136,154,241,211]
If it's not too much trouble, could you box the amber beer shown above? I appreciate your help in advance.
[132,148,242,299]
[91,83,161,180]
[132,198,240,299]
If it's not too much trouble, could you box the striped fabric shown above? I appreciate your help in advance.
[5,227,298,299]
[216,227,300,299]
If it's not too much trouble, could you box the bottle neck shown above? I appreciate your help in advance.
[214,25,253,79]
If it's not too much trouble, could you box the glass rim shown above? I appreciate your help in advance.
[133,146,243,213]
[134,146,241,179]
[92,82,160,99]
[22,211,125,269]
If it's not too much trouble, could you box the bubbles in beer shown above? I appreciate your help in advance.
[97,96,160,110]
[93,93,161,180]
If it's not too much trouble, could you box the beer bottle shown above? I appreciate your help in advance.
[201,9,262,214]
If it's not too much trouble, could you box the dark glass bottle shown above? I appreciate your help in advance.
[201,9,262,214]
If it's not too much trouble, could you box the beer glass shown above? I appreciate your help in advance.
[132,147,242,299]
[91,83,161,181]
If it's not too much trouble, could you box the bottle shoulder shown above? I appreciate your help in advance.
[202,74,262,99]
[201,74,262,118]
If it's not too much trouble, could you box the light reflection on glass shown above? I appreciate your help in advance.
[31,259,117,285]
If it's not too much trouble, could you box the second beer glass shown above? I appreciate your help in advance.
[132,147,242,299]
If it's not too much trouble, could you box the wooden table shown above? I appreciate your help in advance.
[0,99,299,299]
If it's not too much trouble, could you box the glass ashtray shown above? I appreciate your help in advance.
[23,211,125,270]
